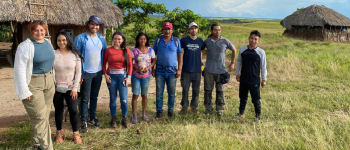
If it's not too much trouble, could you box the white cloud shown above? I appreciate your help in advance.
[208,0,266,17]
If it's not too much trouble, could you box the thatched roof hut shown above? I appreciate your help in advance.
[280,5,350,42]
[0,0,123,27]
[0,0,124,67]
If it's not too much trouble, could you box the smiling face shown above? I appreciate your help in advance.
[138,35,147,47]
[57,34,67,49]
[113,34,124,48]
[88,21,100,34]
[31,25,46,41]
[249,34,260,48]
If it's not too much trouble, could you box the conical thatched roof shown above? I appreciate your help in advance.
[281,5,350,30]
[0,0,123,27]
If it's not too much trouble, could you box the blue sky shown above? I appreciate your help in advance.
[143,0,350,19]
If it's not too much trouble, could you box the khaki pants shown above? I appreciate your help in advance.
[22,71,55,150]
[203,71,225,111]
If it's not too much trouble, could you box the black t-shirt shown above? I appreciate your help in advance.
[240,48,261,82]
[180,36,205,73]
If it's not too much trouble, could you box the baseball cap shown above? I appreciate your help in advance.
[88,15,103,25]
[188,22,198,29]
[162,22,173,29]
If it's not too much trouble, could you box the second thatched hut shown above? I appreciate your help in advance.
[280,4,350,42]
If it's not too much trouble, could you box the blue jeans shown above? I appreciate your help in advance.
[107,74,128,117]
[131,75,150,95]
[80,71,102,122]
[155,74,177,112]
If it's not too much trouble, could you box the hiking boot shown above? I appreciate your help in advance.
[73,131,82,144]
[132,116,138,124]
[168,111,175,118]
[80,121,88,133]
[121,117,128,128]
[191,107,197,113]
[179,107,188,114]
[142,114,149,122]
[89,118,102,128]
[233,113,245,119]
[217,110,224,117]
[155,111,162,118]
[56,130,63,143]
[110,117,116,128]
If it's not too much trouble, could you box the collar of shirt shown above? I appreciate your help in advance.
[210,36,222,44]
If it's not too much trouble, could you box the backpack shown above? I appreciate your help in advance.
[156,36,179,48]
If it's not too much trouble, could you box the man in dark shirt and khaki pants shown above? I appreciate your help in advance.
[235,30,267,123]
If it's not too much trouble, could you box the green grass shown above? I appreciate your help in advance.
[1,19,350,150]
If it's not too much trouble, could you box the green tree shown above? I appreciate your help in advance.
[156,8,217,38]
[115,0,167,35]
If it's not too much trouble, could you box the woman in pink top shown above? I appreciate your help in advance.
[131,32,156,124]
[103,31,132,128]
[53,32,82,144]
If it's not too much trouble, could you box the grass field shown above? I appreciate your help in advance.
[1,20,350,149]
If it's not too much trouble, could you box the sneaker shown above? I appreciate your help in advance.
[55,130,63,143]
[168,111,175,118]
[204,110,211,116]
[142,114,149,122]
[254,117,260,124]
[132,116,138,124]
[89,118,102,128]
[80,121,88,133]
[110,117,116,128]
[179,107,188,114]
[31,145,42,150]
[217,110,223,117]
[233,113,245,119]
[155,111,162,118]
[191,107,197,113]
[121,117,128,128]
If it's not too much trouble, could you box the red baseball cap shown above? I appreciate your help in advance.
[162,22,173,29]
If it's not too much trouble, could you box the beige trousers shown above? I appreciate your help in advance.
[22,71,55,150]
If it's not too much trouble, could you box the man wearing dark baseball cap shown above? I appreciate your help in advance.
[152,22,183,118]
[74,15,107,133]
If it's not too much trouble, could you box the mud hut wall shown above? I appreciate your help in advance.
[283,28,349,42]
[323,29,349,42]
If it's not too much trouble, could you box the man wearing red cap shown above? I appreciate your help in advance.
[152,22,182,118]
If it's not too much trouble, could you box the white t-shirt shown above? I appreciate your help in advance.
[85,35,103,73]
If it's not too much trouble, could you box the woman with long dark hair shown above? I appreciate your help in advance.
[103,31,132,128]
[131,32,156,124]
[53,31,83,143]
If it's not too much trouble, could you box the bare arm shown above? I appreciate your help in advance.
[228,47,237,72]
[176,53,183,78]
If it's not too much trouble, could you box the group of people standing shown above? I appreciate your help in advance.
[13,15,267,150]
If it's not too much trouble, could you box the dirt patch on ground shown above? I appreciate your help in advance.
[0,57,239,137]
